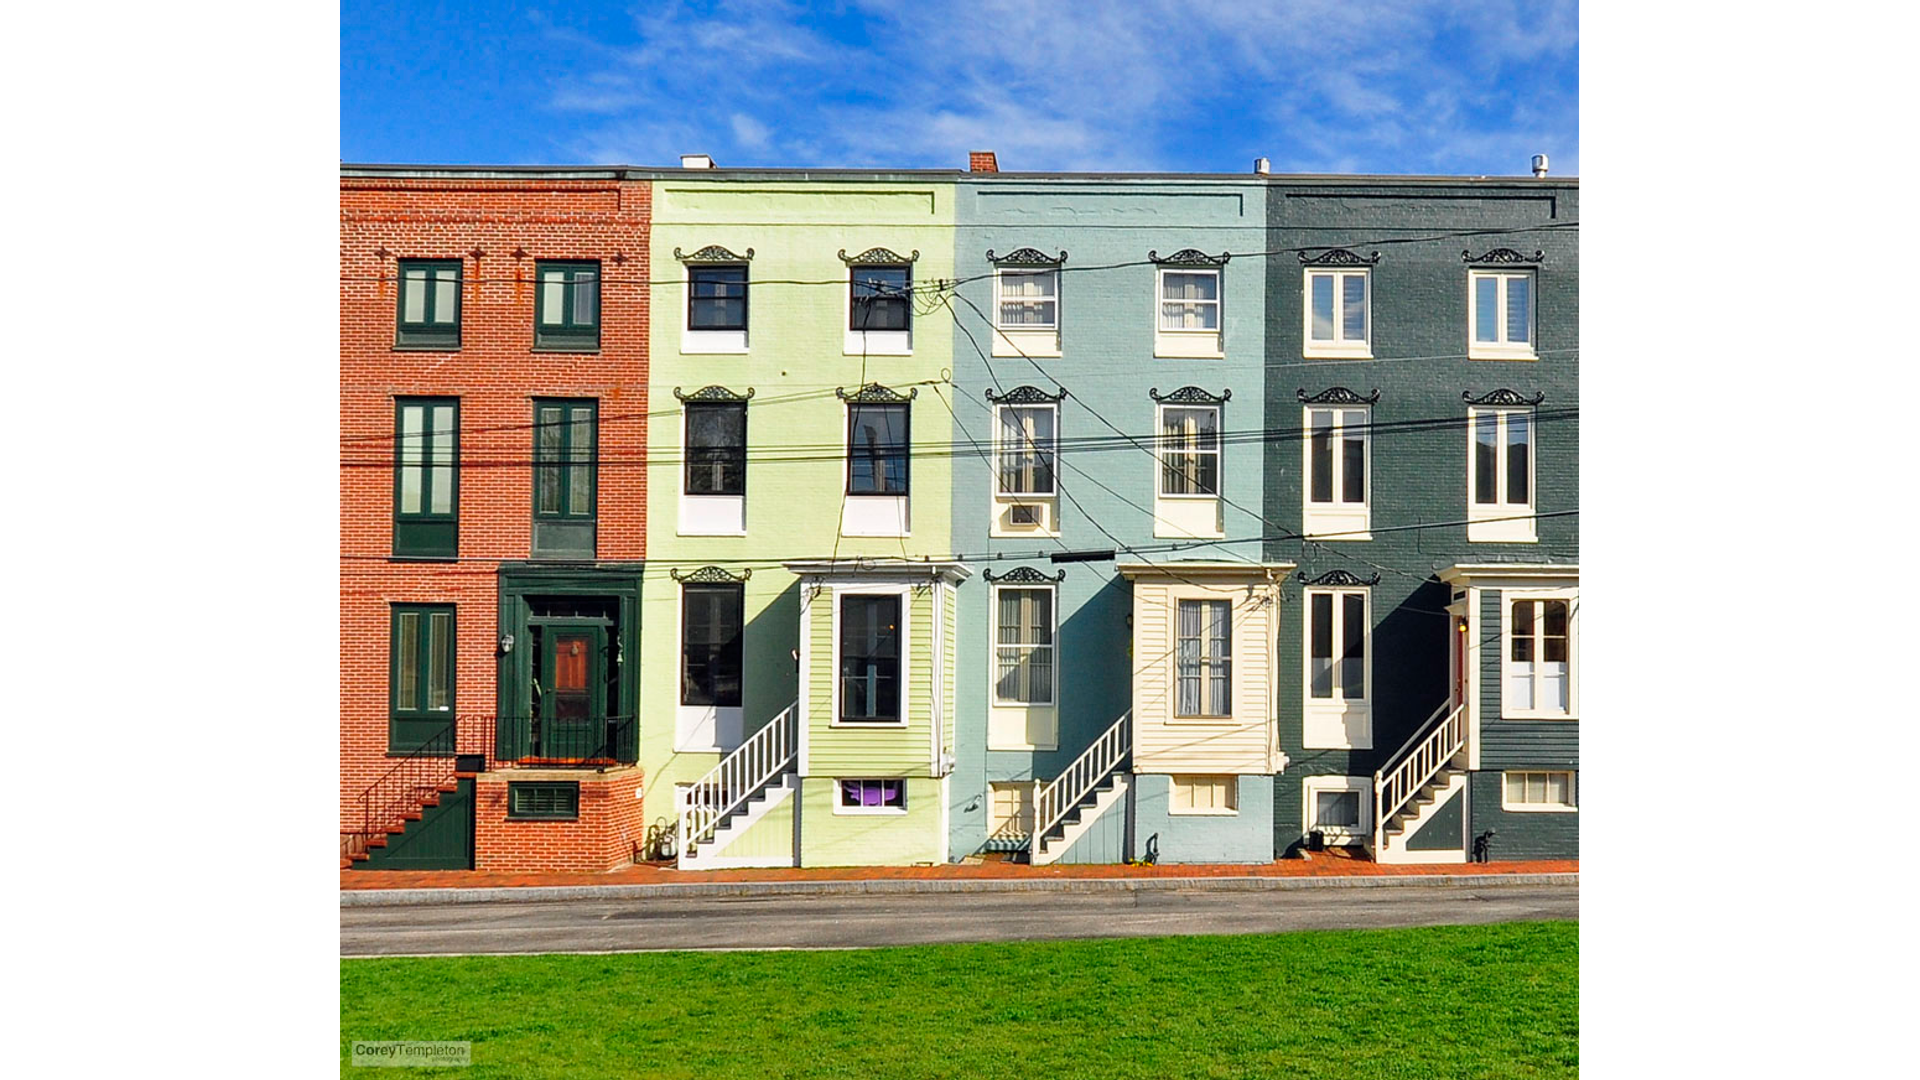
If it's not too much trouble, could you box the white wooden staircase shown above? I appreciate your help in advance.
[1029,711,1130,866]
[677,701,798,870]
[1370,700,1468,864]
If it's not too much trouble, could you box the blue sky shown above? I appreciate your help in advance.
[342,0,1577,175]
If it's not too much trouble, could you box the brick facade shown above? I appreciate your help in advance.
[340,175,650,862]
[473,768,648,873]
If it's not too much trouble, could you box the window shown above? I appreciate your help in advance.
[1158,406,1220,496]
[684,402,746,497]
[1175,599,1232,717]
[1506,597,1575,717]
[1170,775,1237,814]
[839,594,902,723]
[996,269,1058,329]
[687,264,748,331]
[1303,776,1372,840]
[534,260,600,350]
[1469,270,1535,358]
[1304,269,1368,356]
[1503,771,1577,811]
[994,587,1055,705]
[393,398,458,559]
[1308,591,1368,702]
[681,583,743,708]
[1468,406,1535,542]
[533,400,597,558]
[1316,790,1361,828]
[1159,270,1219,331]
[395,259,461,348]
[847,403,910,495]
[996,405,1056,496]
[836,778,906,813]
[390,604,454,752]
[507,782,580,820]
[1304,406,1368,537]
[850,265,911,331]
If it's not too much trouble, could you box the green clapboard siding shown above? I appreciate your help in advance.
[806,586,938,777]
[357,778,473,871]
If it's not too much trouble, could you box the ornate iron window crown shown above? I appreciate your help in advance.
[1298,248,1381,266]
[1463,388,1546,406]
[1297,568,1380,587]
[1149,385,1231,404]
[1463,247,1544,265]
[673,244,754,263]
[670,565,752,583]
[1298,387,1380,405]
[836,382,918,403]
[986,247,1067,266]
[1149,248,1231,266]
[839,247,920,265]
[672,385,755,402]
[985,384,1067,405]
[982,565,1067,584]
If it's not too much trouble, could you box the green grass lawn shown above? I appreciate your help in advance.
[341,920,1577,1079]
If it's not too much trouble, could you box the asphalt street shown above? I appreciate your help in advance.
[341,881,1577,956]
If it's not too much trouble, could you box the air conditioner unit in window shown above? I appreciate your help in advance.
[1001,501,1050,533]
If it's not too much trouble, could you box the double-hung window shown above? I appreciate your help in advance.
[1175,599,1232,718]
[393,398,458,559]
[395,259,461,349]
[1468,406,1535,542]
[681,583,744,708]
[684,402,746,497]
[850,265,911,332]
[1304,269,1369,357]
[996,405,1056,498]
[687,264,748,332]
[535,260,601,350]
[1305,588,1371,749]
[847,403,909,495]
[996,269,1058,329]
[532,399,597,558]
[1469,270,1535,359]
[1159,271,1219,331]
[1506,596,1575,717]
[994,587,1055,705]
[1303,406,1368,537]
[839,594,902,723]
[1158,406,1220,497]
[390,604,454,752]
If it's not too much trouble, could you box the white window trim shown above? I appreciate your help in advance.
[989,582,1059,709]
[832,777,911,816]
[844,264,913,356]
[1155,403,1222,500]
[1303,775,1372,842]
[1302,268,1372,359]
[1302,587,1373,749]
[828,583,913,729]
[1467,269,1537,360]
[1499,588,1579,720]
[1153,267,1224,358]
[1301,405,1370,540]
[841,400,912,538]
[681,263,750,354]
[1168,774,1240,816]
[1500,770,1578,813]
[1465,406,1537,543]
[992,267,1060,332]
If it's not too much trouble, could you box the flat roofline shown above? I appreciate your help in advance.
[341,162,1577,186]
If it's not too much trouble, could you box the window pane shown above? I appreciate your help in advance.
[398,405,424,514]
[427,612,452,711]
[1511,601,1535,661]
[1341,410,1366,504]
[849,404,908,494]
[840,596,901,720]
[1176,601,1202,714]
[1341,273,1366,341]
[1475,276,1499,342]
[1474,412,1498,504]
[1310,593,1333,698]
[572,271,598,327]
[1341,593,1365,700]
[682,585,743,707]
[686,403,747,496]
[1309,410,1333,503]
[1506,412,1530,505]
[1546,772,1569,805]
[1310,274,1334,340]
[396,612,419,710]
[1542,661,1569,712]
[1527,773,1546,803]
[1162,272,1217,301]
[402,270,427,323]
[432,270,458,325]
[1544,600,1569,662]
[851,267,910,331]
[540,273,566,325]
[569,408,594,515]
[1506,275,1531,343]
[536,407,563,515]
[429,406,455,515]
[1506,773,1525,803]
[1316,790,1360,828]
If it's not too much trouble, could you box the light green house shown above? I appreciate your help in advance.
[640,173,962,867]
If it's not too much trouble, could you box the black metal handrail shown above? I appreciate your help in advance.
[491,715,639,765]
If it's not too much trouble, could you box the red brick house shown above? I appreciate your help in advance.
[340,167,650,872]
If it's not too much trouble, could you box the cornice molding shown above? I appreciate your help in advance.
[1148,248,1231,266]
[985,384,1067,405]
[1297,568,1381,587]
[1463,388,1546,407]
[1149,385,1231,404]
[672,384,755,402]
[981,565,1066,584]
[839,247,920,265]
[669,565,752,584]
[1297,387,1380,405]
[836,382,918,403]
[672,244,753,263]
[1463,247,1544,265]
[986,247,1067,266]
[1298,248,1381,267]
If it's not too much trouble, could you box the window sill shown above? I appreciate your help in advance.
[389,554,460,563]
[828,719,910,729]
[987,742,1060,753]
[1502,712,1578,722]
[1500,802,1578,813]
[832,806,910,817]
[505,815,581,823]
[392,342,462,352]
[682,329,749,354]
[1468,348,1538,362]
[531,344,602,354]
[1169,715,1237,725]
[1169,808,1240,817]
[1302,346,1372,360]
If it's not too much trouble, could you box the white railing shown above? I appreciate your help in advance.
[1029,711,1131,859]
[677,701,797,866]
[1373,700,1467,852]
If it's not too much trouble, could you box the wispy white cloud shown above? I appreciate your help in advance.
[535,0,1577,175]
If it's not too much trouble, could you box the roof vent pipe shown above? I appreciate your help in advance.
[1531,154,1549,178]
[1253,157,1271,175]
[681,154,715,169]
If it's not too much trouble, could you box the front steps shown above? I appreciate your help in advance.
[1371,769,1467,864]
[679,772,799,869]
[1032,773,1129,866]
[344,774,477,871]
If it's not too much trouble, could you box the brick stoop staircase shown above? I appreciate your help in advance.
[342,719,490,869]
[341,773,477,869]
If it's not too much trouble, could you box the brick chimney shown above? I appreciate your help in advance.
[969,151,998,173]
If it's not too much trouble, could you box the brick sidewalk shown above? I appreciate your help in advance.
[341,848,1576,891]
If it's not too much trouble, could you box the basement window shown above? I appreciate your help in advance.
[1169,775,1238,815]
[836,779,906,814]
[1502,771,1576,811]
[507,782,581,820]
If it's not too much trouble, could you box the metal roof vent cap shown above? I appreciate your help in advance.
[1531,154,1549,177]
[681,154,716,169]
[1253,157,1271,175]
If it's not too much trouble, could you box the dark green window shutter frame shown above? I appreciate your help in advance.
[393,397,460,559]
[394,259,463,350]
[507,781,581,820]
[532,260,602,351]
[390,603,457,753]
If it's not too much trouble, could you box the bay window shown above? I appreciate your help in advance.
[1505,596,1575,717]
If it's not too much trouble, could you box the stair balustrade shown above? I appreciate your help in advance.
[1028,710,1131,860]
[677,701,799,866]
[1373,700,1467,853]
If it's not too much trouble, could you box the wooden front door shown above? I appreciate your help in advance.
[537,623,606,759]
